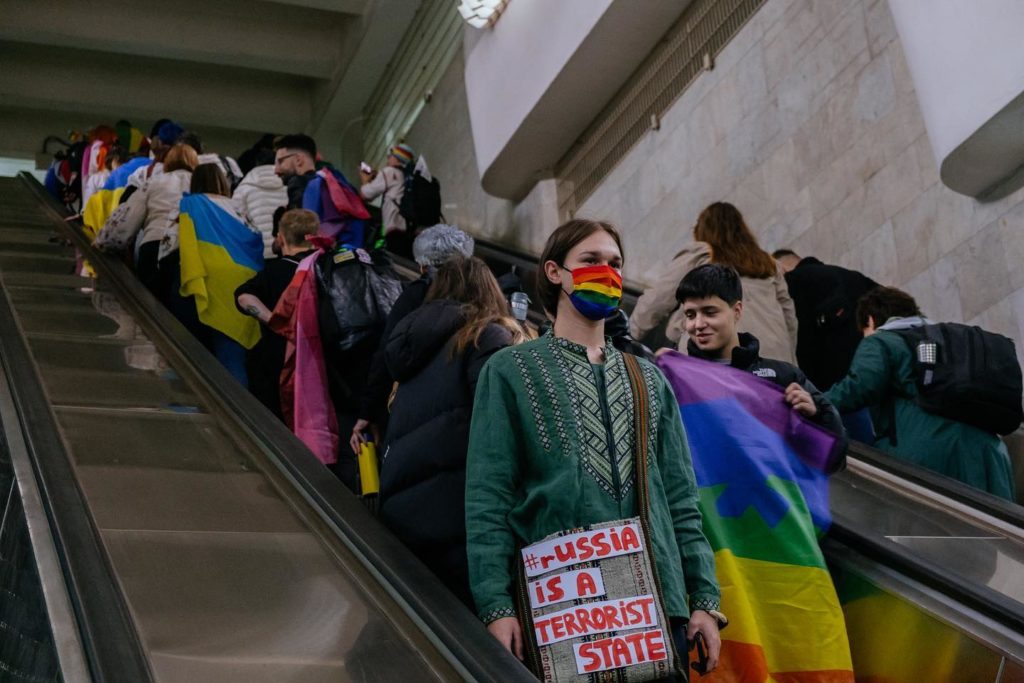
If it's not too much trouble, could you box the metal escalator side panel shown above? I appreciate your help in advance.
[0,275,153,681]
[826,537,1024,680]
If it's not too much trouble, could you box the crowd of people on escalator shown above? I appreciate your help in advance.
[44,118,1021,680]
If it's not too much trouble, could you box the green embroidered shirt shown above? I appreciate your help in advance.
[465,332,720,623]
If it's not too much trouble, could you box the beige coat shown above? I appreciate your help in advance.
[629,242,798,364]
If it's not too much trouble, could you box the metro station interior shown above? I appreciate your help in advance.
[1,0,1023,681]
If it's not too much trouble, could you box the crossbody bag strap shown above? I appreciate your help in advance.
[622,352,687,678]
[622,353,650,516]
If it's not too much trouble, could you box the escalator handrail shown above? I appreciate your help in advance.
[0,283,153,680]
[848,441,1024,528]
[828,515,1024,634]
[17,173,535,683]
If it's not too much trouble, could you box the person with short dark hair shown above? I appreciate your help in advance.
[676,264,845,440]
[826,287,1015,499]
[274,133,369,246]
[771,249,880,391]
[631,202,798,364]
[466,218,722,669]
[274,134,318,208]
[235,209,317,418]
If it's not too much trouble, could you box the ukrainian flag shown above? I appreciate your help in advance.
[178,193,264,349]
[81,156,151,242]
[657,353,854,682]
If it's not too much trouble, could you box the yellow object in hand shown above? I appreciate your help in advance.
[358,441,380,496]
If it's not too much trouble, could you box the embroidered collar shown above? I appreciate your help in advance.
[543,328,615,356]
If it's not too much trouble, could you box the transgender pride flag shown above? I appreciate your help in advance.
[657,352,853,683]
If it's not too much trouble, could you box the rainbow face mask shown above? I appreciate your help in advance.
[563,265,623,320]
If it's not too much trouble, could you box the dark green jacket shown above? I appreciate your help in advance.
[465,333,720,624]
[826,325,1015,500]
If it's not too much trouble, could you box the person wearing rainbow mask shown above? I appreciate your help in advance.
[465,219,723,679]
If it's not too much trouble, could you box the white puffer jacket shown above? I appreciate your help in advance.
[95,168,192,252]
[233,165,287,257]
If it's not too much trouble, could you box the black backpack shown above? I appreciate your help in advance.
[315,248,403,352]
[398,165,442,228]
[894,323,1023,435]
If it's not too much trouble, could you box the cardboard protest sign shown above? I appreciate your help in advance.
[518,518,678,682]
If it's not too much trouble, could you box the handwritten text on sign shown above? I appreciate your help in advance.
[574,629,668,674]
[521,522,644,578]
[533,595,658,646]
[528,567,606,609]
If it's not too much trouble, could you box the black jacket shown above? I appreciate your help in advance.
[378,299,513,605]
[784,257,878,390]
[359,273,432,424]
[688,333,848,471]
[234,251,314,418]
[284,170,317,210]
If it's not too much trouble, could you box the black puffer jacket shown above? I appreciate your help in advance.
[379,299,514,605]
[688,332,848,472]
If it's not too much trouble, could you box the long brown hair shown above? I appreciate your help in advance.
[693,202,776,278]
[190,163,231,197]
[426,256,526,355]
[536,218,624,316]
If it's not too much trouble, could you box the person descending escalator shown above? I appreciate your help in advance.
[466,219,723,679]
[374,256,525,605]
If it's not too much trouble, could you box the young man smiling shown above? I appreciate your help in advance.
[676,264,846,440]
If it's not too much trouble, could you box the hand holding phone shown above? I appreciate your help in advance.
[359,161,373,174]
[690,632,710,675]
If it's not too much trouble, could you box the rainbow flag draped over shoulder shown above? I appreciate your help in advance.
[657,352,853,683]
[302,166,370,247]
[178,193,264,348]
[268,247,339,465]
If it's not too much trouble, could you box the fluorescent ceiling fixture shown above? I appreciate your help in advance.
[457,0,508,28]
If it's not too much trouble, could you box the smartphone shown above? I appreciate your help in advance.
[360,161,372,174]
[690,632,710,675]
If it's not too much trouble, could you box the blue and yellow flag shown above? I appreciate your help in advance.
[178,194,264,349]
[81,156,151,242]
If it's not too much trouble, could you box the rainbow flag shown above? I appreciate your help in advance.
[268,248,339,465]
[302,166,369,247]
[178,194,264,348]
[657,352,853,682]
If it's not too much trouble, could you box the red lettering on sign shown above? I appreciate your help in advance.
[619,526,641,551]
[577,571,600,597]
[573,630,668,674]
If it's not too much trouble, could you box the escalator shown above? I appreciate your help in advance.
[0,175,535,681]
[5,171,1024,681]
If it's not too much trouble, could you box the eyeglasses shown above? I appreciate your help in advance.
[275,153,298,165]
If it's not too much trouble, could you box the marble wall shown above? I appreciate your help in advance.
[577,0,1024,363]
[403,0,1024,363]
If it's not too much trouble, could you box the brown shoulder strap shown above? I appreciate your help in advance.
[622,353,651,516]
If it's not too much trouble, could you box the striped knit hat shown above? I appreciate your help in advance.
[389,143,415,166]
